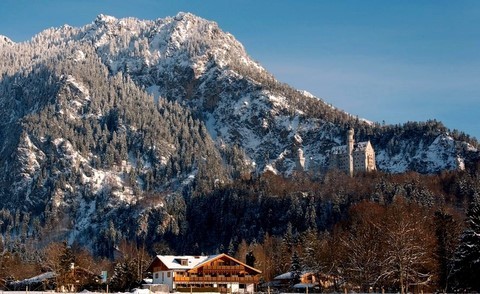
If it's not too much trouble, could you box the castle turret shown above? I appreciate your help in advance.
[293,133,305,172]
[296,148,305,171]
[347,128,354,176]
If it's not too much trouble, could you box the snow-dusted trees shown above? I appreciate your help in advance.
[380,198,437,294]
[339,201,384,292]
[250,233,283,282]
[337,198,437,293]
[434,208,463,292]
[109,240,150,292]
[290,250,302,286]
[42,242,75,291]
[453,196,480,291]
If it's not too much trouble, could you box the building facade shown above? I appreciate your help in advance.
[146,253,261,293]
[329,128,376,176]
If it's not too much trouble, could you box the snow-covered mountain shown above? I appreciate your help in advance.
[0,12,478,252]
[59,12,478,175]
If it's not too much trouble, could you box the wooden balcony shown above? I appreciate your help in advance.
[202,265,244,273]
[174,275,259,283]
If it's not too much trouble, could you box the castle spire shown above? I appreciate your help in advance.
[347,128,354,176]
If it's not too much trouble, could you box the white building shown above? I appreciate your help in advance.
[329,128,376,176]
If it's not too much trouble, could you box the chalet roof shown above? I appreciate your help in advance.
[147,253,261,274]
[155,255,215,270]
[194,253,262,274]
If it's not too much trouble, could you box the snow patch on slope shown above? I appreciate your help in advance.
[12,134,45,204]
[52,138,135,204]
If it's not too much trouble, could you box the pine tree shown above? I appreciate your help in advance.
[109,257,138,292]
[301,229,319,271]
[305,196,317,230]
[283,222,296,251]
[434,209,462,292]
[246,251,256,268]
[290,250,302,287]
[59,242,75,290]
[278,222,296,273]
[109,262,128,291]
[453,196,480,291]
[227,239,236,257]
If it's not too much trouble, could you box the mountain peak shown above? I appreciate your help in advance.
[94,14,117,25]
[80,12,259,77]
[0,35,13,45]
[174,11,199,21]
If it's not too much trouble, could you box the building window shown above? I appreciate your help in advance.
[155,273,159,279]
[162,272,164,281]
[167,272,171,278]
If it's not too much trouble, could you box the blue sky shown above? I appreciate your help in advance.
[1,0,479,140]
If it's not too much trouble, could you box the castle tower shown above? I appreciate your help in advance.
[296,147,305,171]
[292,133,305,172]
[347,128,354,176]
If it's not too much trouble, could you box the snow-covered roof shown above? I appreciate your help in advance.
[293,283,317,289]
[274,272,293,280]
[149,253,262,274]
[330,145,348,155]
[330,141,371,154]
[10,271,56,286]
[156,255,217,270]
[355,141,370,151]
[274,271,314,280]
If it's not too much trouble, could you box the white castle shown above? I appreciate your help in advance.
[329,128,376,176]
